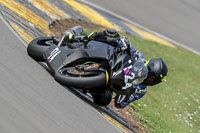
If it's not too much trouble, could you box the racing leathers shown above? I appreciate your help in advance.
[114,45,147,108]
[66,29,147,108]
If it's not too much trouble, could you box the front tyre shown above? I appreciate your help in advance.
[55,63,107,88]
[27,36,54,61]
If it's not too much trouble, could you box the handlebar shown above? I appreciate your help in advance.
[57,34,89,48]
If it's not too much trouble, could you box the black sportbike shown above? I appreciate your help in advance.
[27,26,148,106]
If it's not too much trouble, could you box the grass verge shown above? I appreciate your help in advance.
[81,29,200,133]
[123,33,200,133]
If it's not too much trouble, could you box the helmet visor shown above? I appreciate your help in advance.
[131,58,148,85]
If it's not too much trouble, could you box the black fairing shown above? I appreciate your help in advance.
[43,40,134,95]
[43,41,115,74]
[43,45,88,74]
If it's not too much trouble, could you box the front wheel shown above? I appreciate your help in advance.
[27,36,55,61]
[55,63,108,88]
[92,92,113,106]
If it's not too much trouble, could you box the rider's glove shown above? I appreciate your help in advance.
[118,42,127,51]
[62,32,89,43]
[62,31,75,42]
[114,95,130,108]
[118,36,131,51]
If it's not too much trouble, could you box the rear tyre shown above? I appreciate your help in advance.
[27,36,54,61]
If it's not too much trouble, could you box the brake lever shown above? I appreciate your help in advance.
[57,34,68,47]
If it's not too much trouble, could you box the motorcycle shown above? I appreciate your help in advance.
[27,26,148,106]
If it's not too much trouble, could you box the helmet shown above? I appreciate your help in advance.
[104,29,120,38]
[103,29,120,45]
[142,58,168,86]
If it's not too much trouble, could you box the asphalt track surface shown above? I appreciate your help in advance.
[85,0,200,54]
[0,15,120,133]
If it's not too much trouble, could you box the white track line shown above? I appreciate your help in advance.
[78,0,200,56]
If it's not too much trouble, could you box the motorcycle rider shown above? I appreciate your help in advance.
[64,29,168,108]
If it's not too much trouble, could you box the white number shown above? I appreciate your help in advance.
[122,83,132,90]
[48,47,61,62]
[122,59,134,90]
[124,72,135,83]
[122,73,135,90]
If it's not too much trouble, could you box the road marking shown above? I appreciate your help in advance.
[124,21,177,48]
[79,0,192,50]
[10,22,34,43]
[63,0,121,31]
[0,0,51,35]
[28,0,70,20]
[103,114,132,133]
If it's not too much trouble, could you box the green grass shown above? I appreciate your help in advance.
[84,29,200,133]
[125,34,200,133]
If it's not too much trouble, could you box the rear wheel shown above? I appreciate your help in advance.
[55,63,108,88]
[27,36,55,61]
